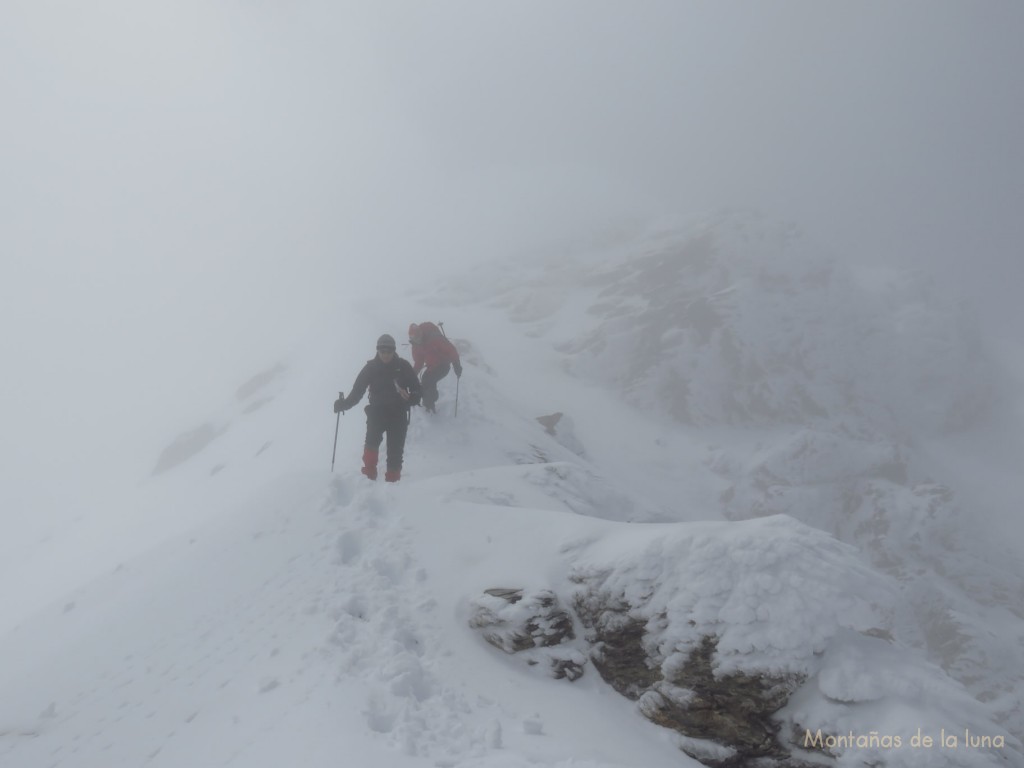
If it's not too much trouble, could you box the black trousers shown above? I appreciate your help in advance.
[364,404,409,471]
[421,362,451,410]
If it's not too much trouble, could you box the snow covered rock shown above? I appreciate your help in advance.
[469,588,586,681]
[534,411,586,457]
[783,629,1020,768]
[634,635,798,764]
[440,208,1022,738]
[710,428,1024,736]
[563,515,892,764]
[511,514,1020,767]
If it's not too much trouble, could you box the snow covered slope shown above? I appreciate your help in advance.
[419,211,1024,740]
[1,213,1021,767]
[431,211,994,438]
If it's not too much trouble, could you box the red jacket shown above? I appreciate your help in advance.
[409,322,461,374]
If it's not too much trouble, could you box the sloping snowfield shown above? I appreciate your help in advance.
[2,219,1022,767]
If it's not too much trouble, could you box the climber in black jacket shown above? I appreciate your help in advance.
[334,334,421,482]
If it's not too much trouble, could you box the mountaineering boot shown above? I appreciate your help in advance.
[361,448,379,480]
[384,469,401,483]
[422,386,438,414]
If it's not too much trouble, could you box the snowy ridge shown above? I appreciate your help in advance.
[425,212,1024,741]
[440,211,994,438]
[2,218,1022,767]
[0,316,701,768]
[566,515,894,678]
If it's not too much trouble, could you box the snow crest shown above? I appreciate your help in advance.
[567,515,893,678]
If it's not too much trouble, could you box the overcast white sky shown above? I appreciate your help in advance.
[2,1,1023,529]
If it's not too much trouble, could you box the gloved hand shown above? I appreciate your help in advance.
[453,363,463,378]
[333,398,346,414]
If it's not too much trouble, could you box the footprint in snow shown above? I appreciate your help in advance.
[336,530,362,565]
[328,475,353,507]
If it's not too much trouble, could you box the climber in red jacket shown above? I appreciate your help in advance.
[408,322,462,414]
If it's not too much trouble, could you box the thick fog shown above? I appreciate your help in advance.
[2,1,1022,548]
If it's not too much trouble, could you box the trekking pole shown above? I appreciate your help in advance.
[331,391,344,472]
[438,322,460,418]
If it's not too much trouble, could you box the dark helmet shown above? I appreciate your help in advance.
[376,334,396,351]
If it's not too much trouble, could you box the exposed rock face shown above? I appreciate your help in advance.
[470,510,1020,767]
[643,639,800,765]
[472,584,804,765]
[468,516,908,766]
[573,599,802,766]
[580,613,659,699]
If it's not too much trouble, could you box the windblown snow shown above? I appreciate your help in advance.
[1,213,1021,768]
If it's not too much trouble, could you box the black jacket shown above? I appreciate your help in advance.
[340,355,421,412]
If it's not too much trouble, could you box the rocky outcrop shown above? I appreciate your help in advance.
[535,412,586,457]
[465,533,1023,765]
[572,596,803,766]
[535,412,563,435]
[468,516,913,766]
[468,588,585,681]
[471,583,805,765]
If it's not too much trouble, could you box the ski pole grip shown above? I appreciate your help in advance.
[338,391,345,415]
